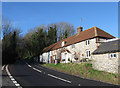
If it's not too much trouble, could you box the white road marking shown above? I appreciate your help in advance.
[11,78,15,81]
[6,65,22,88]
[32,67,36,70]
[48,74,71,84]
[9,76,13,78]
[25,62,72,84]
[25,62,31,68]
[32,67,42,73]
[36,69,42,73]
[28,65,31,67]
[2,65,5,71]
[25,62,42,73]
[15,83,20,86]
[18,87,22,88]
[13,81,17,84]
[78,84,81,86]
[6,65,11,76]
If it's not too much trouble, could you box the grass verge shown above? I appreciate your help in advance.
[43,62,119,85]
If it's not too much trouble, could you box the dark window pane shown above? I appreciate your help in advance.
[86,41,87,45]
[111,54,112,57]
[89,51,90,56]
[114,54,116,57]
[86,51,88,57]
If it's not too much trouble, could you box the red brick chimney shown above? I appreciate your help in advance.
[77,26,83,34]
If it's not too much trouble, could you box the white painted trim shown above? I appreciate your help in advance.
[109,53,117,58]
[101,38,120,43]
[85,40,90,46]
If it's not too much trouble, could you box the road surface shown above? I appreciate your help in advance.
[2,60,119,87]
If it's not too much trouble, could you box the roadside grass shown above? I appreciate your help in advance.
[43,62,118,85]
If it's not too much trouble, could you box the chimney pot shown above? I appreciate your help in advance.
[77,26,83,34]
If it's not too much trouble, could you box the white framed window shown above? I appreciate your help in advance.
[85,40,90,46]
[110,53,116,58]
[72,44,75,49]
[86,50,90,58]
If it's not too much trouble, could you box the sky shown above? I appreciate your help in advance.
[2,2,118,37]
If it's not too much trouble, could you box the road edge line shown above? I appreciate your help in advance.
[1,65,5,71]
[6,65,22,88]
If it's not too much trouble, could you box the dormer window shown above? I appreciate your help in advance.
[85,40,90,46]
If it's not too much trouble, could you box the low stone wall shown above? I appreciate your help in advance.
[92,52,119,74]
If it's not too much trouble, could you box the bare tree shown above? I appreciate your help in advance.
[56,22,75,40]
[47,22,75,41]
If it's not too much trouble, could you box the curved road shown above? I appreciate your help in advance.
[2,60,119,87]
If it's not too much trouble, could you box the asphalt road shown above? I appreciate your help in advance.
[2,60,119,87]
[2,65,15,87]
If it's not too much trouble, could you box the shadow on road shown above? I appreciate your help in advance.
[2,75,31,77]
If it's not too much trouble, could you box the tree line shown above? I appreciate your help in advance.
[2,19,75,64]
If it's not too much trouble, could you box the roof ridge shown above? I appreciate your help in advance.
[56,34,77,43]
[43,34,77,51]
[77,26,98,33]
[79,26,96,33]
[95,27,115,38]
[42,26,115,53]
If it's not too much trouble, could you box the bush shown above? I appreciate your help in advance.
[57,59,60,63]
[86,63,92,67]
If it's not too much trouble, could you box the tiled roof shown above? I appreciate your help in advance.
[43,26,115,53]
[92,38,120,54]
[42,42,57,53]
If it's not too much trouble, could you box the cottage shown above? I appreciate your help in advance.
[40,26,115,64]
[92,38,120,73]
[40,43,57,63]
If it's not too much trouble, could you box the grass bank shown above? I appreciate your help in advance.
[43,62,119,85]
